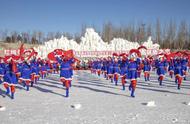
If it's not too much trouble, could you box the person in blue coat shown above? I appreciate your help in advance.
[0,59,6,84]
[143,58,151,82]
[174,59,183,89]
[20,61,32,91]
[40,60,48,79]
[119,56,128,90]
[181,57,188,80]
[30,59,40,86]
[57,56,75,97]
[3,62,17,99]
[101,59,108,78]
[113,58,120,86]
[107,57,114,83]
[156,57,166,86]
[96,59,102,77]
[168,59,174,78]
[128,56,138,97]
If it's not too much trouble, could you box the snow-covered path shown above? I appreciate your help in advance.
[0,70,190,124]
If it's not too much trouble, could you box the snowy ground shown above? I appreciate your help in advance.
[0,70,190,124]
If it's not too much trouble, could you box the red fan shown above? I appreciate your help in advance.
[47,52,56,61]
[119,53,126,56]
[138,45,147,50]
[129,49,141,57]
[54,49,65,55]
[112,53,118,56]
[12,54,20,60]
[64,50,74,59]
[4,55,12,63]
[34,51,38,56]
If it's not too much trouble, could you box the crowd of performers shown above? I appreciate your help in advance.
[0,49,78,99]
[89,50,190,98]
[0,45,190,100]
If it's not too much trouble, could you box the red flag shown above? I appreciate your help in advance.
[138,45,147,50]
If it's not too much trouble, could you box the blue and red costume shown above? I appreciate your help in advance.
[3,63,17,99]
[96,60,102,76]
[0,61,6,84]
[31,59,40,86]
[113,60,120,85]
[120,58,128,90]
[107,60,114,82]
[168,59,174,78]
[19,62,32,91]
[143,59,151,82]
[174,59,183,89]
[128,59,138,97]
[156,59,166,86]
[181,58,188,80]
[40,61,48,79]
[57,57,74,97]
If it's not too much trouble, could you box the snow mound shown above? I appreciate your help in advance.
[183,102,190,106]
[145,101,156,107]
[34,28,160,58]
[71,104,82,110]
[172,118,178,123]
[0,106,6,111]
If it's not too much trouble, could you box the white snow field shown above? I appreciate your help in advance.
[0,70,190,124]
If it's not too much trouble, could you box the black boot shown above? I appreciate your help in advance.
[131,89,135,97]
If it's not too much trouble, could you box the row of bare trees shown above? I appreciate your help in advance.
[0,19,190,49]
[101,20,190,49]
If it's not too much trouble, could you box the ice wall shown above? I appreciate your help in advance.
[34,28,160,58]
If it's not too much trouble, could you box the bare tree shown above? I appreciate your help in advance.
[156,19,161,45]
[177,21,188,49]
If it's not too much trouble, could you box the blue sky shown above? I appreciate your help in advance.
[0,0,190,33]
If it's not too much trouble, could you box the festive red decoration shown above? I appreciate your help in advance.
[47,52,57,61]
[112,53,118,56]
[129,49,141,57]
[64,50,74,59]
[138,45,147,50]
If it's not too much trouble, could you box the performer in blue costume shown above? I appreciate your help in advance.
[128,53,138,98]
[119,55,128,90]
[168,58,174,78]
[156,57,166,86]
[0,58,6,84]
[3,61,17,99]
[174,58,183,89]
[20,61,32,91]
[113,58,120,86]
[30,58,40,86]
[107,57,114,83]
[143,58,151,82]
[57,56,75,97]
[181,57,188,80]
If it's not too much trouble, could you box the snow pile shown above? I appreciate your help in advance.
[0,106,6,111]
[71,103,82,110]
[109,38,139,51]
[34,28,160,58]
[142,37,159,49]
[80,28,107,51]
[145,101,156,107]
[184,102,190,106]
